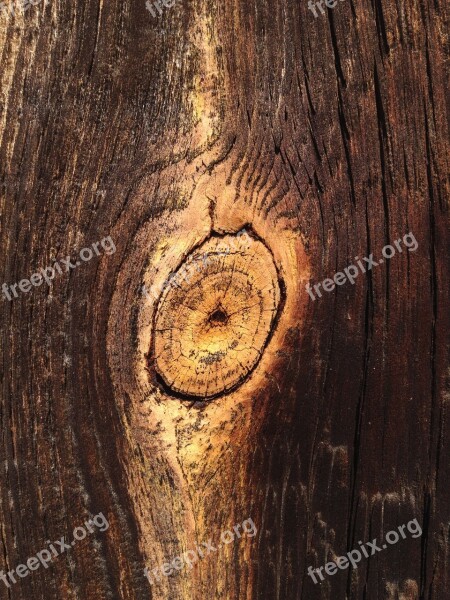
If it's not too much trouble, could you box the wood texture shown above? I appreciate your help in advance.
[0,0,448,598]
[152,229,282,399]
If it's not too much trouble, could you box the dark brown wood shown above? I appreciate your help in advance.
[0,0,448,598]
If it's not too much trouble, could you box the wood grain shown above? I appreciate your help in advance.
[0,0,448,598]
[152,229,282,399]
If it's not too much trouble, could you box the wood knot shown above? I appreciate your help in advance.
[151,230,282,399]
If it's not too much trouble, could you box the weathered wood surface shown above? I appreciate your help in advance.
[0,0,448,598]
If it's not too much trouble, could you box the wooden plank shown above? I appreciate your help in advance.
[0,0,448,598]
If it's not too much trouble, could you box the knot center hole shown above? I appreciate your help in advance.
[209,307,228,327]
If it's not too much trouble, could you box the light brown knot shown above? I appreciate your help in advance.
[152,230,282,399]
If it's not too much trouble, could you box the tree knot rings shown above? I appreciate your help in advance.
[151,229,282,399]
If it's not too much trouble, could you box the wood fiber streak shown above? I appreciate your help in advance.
[0,0,448,598]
